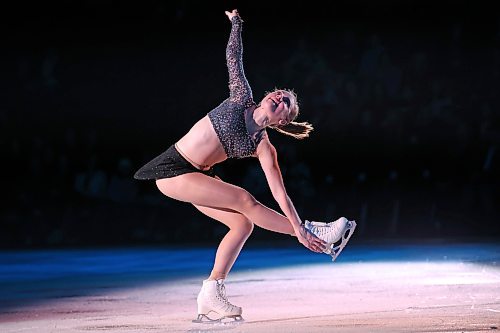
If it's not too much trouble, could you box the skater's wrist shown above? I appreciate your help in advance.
[292,222,304,232]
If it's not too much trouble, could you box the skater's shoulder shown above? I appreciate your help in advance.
[255,134,278,164]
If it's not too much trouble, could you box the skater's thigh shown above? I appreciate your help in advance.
[155,173,256,210]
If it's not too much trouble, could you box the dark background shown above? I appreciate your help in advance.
[1,0,499,248]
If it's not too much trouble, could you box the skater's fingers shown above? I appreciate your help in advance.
[305,231,326,246]
[317,237,327,246]
[309,242,322,253]
[313,238,326,248]
[309,233,326,245]
[316,242,328,253]
[302,240,318,253]
[307,245,318,253]
[309,237,322,246]
[299,232,324,253]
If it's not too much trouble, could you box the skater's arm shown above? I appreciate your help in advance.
[257,139,326,252]
[224,9,253,105]
[256,138,302,229]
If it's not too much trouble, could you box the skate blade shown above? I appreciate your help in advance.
[326,220,356,262]
[192,314,244,325]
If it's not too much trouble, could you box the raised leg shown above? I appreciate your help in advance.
[156,173,295,235]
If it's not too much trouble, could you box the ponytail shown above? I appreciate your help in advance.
[270,121,314,139]
[264,88,314,139]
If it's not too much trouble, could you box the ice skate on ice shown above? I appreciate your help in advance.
[192,279,244,324]
[304,217,356,261]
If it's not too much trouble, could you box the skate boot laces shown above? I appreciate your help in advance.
[216,280,235,307]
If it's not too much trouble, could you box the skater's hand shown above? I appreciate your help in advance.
[225,9,240,21]
[295,225,327,253]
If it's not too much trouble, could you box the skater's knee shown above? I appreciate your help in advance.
[229,216,253,237]
[235,190,258,211]
[238,219,254,237]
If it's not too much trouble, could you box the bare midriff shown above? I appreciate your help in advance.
[174,115,228,171]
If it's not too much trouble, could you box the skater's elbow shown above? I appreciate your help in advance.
[271,188,287,204]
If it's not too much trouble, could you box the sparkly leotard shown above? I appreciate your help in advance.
[208,16,265,159]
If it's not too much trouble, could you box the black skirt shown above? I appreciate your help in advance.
[133,144,216,180]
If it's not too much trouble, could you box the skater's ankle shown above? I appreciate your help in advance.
[208,270,227,281]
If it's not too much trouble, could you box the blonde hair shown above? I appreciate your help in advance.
[268,88,314,139]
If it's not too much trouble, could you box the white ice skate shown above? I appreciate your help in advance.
[192,279,244,324]
[304,217,356,262]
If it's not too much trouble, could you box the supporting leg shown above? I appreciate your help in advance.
[194,204,254,279]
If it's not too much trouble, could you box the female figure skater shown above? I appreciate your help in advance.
[134,9,356,323]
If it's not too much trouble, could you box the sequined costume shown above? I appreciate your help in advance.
[207,16,265,159]
[134,16,262,181]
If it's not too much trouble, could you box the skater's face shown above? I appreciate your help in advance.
[260,90,294,127]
